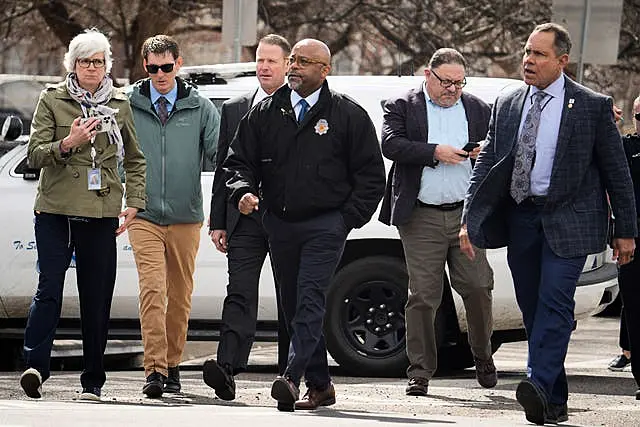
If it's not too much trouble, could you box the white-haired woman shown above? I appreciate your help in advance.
[20,29,146,401]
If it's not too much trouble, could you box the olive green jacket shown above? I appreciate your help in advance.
[28,81,146,218]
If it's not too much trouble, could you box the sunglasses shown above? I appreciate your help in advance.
[146,63,175,74]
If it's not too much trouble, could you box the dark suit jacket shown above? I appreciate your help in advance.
[209,90,256,234]
[464,75,637,258]
[378,87,491,226]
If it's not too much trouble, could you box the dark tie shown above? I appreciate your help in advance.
[297,99,309,122]
[510,91,549,204]
[156,96,169,125]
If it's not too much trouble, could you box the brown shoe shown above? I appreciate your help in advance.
[295,383,336,410]
[405,377,429,396]
[474,356,497,388]
[271,376,300,412]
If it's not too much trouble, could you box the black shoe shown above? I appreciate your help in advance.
[474,356,498,388]
[164,366,181,393]
[516,379,548,426]
[143,372,166,398]
[608,354,631,371]
[203,359,235,401]
[20,368,42,399]
[271,376,300,412]
[79,387,102,401]
[405,377,429,396]
[636,389,640,400]
[545,402,568,424]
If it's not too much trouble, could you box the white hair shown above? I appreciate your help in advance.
[63,28,113,73]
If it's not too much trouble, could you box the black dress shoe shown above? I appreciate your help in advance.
[516,379,548,426]
[545,402,568,424]
[143,372,166,398]
[203,359,235,401]
[636,389,640,400]
[271,376,300,412]
[164,366,181,393]
[405,377,429,396]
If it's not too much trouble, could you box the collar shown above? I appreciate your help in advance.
[290,85,322,109]
[530,74,564,100]
[150,81,178,107]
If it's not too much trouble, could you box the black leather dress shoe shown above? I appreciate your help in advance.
[203,359,235,400]
[270,376,300,412]
[143,372,166,398]
[545,402,568,424]
[164,366,181,393]
[636,389,640,400]
[516,379,548,425]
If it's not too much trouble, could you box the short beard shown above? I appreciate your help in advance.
[288,76,301,91]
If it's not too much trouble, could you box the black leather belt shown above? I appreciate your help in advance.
[417,200,464,211]
[524,195,547,206]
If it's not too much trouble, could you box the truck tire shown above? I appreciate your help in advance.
[325,256,409,377]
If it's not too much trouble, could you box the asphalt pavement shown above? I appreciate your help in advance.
[0,316,638,426]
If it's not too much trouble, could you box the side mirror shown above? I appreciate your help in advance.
[1,115,23,142]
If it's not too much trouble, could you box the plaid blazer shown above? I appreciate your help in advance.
[463,76,637,258]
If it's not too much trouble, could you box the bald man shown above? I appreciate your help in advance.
[224,39,385,411]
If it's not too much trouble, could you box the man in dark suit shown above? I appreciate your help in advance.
[203,34,291,401]
[379,48,496,398]
[460,23,637,425]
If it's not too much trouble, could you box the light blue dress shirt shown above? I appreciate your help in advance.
[291,86,321,118]
[150,81,178,113]
[519,74,565,196]
[417,85,471,205]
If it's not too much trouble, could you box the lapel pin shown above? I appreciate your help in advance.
[568,98,574,109]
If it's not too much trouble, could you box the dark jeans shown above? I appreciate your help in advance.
[23,212,117,389]
[618,237,640,386]
[263,210,348,389]
[217,214,289,374]
[507,200,585,405]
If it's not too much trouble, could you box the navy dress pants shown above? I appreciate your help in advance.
[263,210,348,389]
[23,212,117,389]
[506,200,585,405]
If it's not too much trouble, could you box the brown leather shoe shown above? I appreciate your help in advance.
[405,377,429,396]
[271,376,300,412]
[474,356,498,388]
[295,383,336,410]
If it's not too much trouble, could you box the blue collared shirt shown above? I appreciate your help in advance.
[290,86,321,118]
[519,74,565,196]
[417,84,471,205]
[150,81,178,114]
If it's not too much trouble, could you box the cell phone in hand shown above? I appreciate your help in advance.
[462,142,480,152]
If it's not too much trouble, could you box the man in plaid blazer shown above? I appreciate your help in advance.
[460,23,636,425]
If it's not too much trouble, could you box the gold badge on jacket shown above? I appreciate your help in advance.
[315,119,329,135]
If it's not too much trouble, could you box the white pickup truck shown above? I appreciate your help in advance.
[0,68,619,376]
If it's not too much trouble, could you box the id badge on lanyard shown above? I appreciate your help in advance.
[87,136,101,190]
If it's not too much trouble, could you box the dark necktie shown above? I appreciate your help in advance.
[297,99,309,123]
[510,91,549,204]
[157,96,169,125]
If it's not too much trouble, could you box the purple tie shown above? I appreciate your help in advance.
[156,96,169,125]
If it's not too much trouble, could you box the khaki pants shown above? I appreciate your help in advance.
[398,206,494,381]
[128,218,201,377]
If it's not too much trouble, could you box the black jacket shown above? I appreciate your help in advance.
[622,133,640,213]
[224,81,386,229]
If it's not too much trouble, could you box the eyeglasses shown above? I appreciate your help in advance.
[430,69,466,89]
[146,63,175,74]
[287,55,327,67]
[77,58,105,68]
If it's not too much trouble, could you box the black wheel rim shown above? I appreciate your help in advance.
[339,279,406,358]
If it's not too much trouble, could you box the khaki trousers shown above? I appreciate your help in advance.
[128,218,201,377]
[398,205,494,380]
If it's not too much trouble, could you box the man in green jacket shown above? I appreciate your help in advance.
[127,34,220,398]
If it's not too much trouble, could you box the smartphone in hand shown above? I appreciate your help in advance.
[462,142,480,152]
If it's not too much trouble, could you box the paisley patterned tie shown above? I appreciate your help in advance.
[510,91,548,203]
[156,96,169,125]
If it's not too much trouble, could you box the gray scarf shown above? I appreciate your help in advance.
[65,73,124,161]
